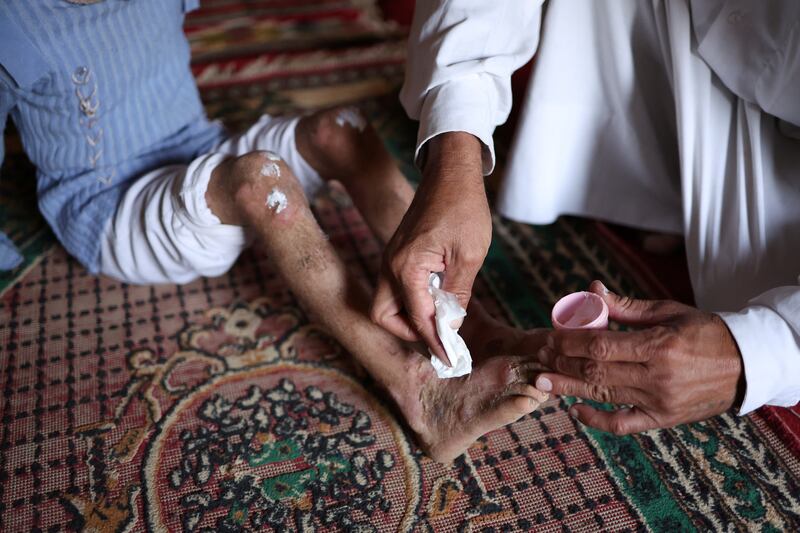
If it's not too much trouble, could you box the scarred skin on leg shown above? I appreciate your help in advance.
[203,108,550,463]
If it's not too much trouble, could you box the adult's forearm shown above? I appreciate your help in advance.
[423,132,484,185]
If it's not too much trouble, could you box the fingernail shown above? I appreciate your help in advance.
[569,406,579,419]
[536,376,552,392]
[599,282,609,295]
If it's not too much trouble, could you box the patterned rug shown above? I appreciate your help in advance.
[1,1,799,531]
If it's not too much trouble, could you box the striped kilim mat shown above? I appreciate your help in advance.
[1,1,799,531]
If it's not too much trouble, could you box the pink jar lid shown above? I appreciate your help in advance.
[551,291,609,330]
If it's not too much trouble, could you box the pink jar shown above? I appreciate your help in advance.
[551,291,609,330]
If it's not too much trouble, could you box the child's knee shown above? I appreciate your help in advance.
[311,106,369,145]
[296,106,378,179]
[226,150,308,218]
[228,151,300,191]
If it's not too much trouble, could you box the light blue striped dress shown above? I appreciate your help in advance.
[0,0,225,271]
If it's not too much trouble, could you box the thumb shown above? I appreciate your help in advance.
[589,280,685,326]
[440,260,481,312]
[371,274,421,342]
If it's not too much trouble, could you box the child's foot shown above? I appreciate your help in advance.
[387,347,547,463]
[401,302,549,463]
[383,301,550,463]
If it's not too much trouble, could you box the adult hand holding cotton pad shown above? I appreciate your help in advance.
[551,291,609,330]
[428,273,473,378]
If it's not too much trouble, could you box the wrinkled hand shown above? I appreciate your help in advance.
[535,281,746,434]
[371,132,491,363]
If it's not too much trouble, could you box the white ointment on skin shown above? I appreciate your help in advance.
[265,151,281,161]
[265,188,288,213]
[261,161,281,178]
[335,107,367,132]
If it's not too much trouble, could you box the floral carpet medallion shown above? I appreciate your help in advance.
[145,364,418,532]
[61,296,426,532]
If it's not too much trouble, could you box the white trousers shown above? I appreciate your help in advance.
[99,115,323,285]
[496,1,800,413]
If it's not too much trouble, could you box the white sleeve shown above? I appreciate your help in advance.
[718,286,800,414]
[400,0,544,175]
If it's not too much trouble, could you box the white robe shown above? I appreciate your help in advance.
[401,0,800,414]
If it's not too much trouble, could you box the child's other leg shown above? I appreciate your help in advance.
[204,151,547,463]
[294,106,413,242]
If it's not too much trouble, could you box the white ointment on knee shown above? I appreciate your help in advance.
[261,156,281,179]
[265,188,288,214]
[334,107,366,132]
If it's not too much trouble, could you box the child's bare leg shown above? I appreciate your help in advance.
[205,151,547,462]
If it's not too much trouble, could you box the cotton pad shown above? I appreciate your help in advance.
[428,273,473,378]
